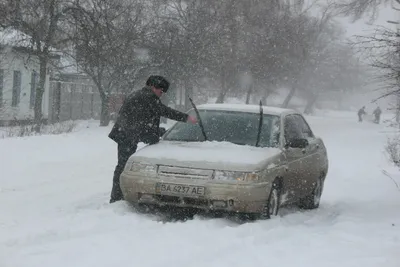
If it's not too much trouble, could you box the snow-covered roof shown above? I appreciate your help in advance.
[0,28,36,48]
[52,51,85,75]
[0,27,59,54]
[196,103,294,116]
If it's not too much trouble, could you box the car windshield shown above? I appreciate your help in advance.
[163,110,281,148]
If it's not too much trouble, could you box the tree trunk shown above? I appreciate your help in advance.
[304,95,318,115]
[100,94,110,126]
[33,58,48,132]
[184,80,193,111]
[52,81,61,123]
[396,95,400,124]
[281,87,296,108]
[216,86,227,103]
[262,88,271,105]
[245,84,253,104]
[216,70,227,103]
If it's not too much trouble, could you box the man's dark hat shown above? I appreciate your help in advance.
[146,75,170,92]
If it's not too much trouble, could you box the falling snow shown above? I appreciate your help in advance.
[0,110,399,267]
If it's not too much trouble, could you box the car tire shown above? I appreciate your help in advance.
[260,180,281,219]
[134,203,155,214]
[298,176,324,210]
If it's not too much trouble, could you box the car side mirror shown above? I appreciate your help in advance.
[159,127,167,137]
[285,138,309,149]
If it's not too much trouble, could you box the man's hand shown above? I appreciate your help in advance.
[187,116,198,124]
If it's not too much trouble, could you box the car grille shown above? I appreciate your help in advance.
[157,165,213,180]
[155,195,209,207]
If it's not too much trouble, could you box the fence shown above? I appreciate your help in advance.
[48,79,200,124]
[48,80,126,123]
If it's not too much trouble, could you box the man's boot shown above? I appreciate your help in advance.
[110,171,124,203]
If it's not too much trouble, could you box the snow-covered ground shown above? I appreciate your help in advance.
[1,111,399,267]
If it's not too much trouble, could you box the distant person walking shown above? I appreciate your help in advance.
[358,106,366,122]
[373,106,382,124]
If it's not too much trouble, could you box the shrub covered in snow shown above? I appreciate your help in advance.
[386,136,400,168]
[0,120,77,138]
[384,136,400,191]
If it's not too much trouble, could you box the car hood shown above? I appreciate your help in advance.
[131,141,282,172]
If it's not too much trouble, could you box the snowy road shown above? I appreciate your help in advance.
[1,111,400,267]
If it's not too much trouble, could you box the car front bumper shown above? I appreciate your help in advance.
[120,172,271,214]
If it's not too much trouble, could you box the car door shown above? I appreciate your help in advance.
[290,114,321,197]
[282,114,307,202]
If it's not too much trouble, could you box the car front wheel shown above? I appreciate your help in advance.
[260,182,281,219]
[298,176,324,210]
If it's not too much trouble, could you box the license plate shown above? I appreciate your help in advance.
[155,183,205,196]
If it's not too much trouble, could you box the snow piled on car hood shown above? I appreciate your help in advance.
[132,141,282,171]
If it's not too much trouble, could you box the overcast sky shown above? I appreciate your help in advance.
[337,4,398,37]
[307,0,399,37]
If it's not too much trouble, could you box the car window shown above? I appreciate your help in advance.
[293,114,314,139]
[284,115,303,141]
[163,110,281,148]
[262,115,281,147]
[284,114,314,141]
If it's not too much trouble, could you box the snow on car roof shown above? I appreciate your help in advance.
[196,103,294,116]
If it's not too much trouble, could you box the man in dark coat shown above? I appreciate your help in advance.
[108,75,197,203]
[373,106,382,124]
[358,106,366,122]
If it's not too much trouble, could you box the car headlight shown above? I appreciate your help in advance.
[214,171,259,182]
[129,162,157,173]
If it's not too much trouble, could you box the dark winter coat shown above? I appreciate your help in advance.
[108,86,188,145]
[358,108,366,116]
[373,108,382,116]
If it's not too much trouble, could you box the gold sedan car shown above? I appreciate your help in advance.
[120,104,329,219]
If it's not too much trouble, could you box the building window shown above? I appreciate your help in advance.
[12,70,21,107]
[0,69,3,107]
[30,71,38,109]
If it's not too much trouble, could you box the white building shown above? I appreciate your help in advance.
[0,28,50,125]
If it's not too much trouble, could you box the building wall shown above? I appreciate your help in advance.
[48,79,102,123]
[47,77,181,124]
[0,48,50,122]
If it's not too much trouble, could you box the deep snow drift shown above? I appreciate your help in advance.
[0,111,399,267]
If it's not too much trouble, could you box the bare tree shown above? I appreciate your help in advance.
[287,16,367,113]
[141,0,366,109]
[237,0,288,104]
[300,41,367,113]
[148,0,226,108]
[68,0,149,126]
[330,0,400,113]
[213,0,295,103]
[277,10,331,108]
[0,0,73,131]
[353,26,400,99]
[328,0,398,21]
